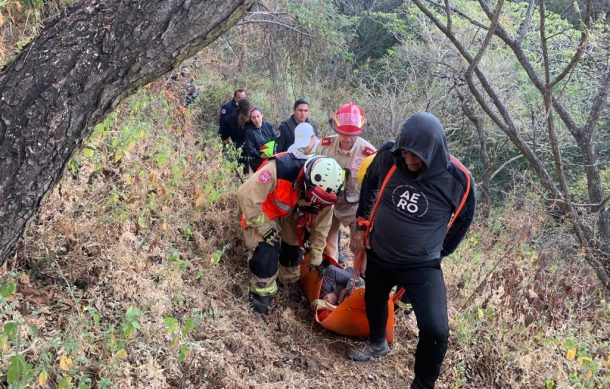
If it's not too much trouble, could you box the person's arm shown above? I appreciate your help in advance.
[350,142,394,256]
[247,128,267,171]
[307,204,334,265]
[237,162,278,234]
[250,158,263,172]
[244,128,259,160]
[355,141,394,221]
[218,102,230,137]
[266,123,277,143]
[441,172,476,257]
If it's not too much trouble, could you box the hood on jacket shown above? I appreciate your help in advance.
[391,112,450,177]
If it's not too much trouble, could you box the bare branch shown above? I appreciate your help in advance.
[490,155,524,181]
[516,0,536,44]
[475,0,583,136]
[545,195,610,213]
[548,0,592,88]
[426,0,488,30]
[467,0,503,75]
[237,19,319,38]
[444,0,452,32]
[413,0,562,198]
[582,65,610,133]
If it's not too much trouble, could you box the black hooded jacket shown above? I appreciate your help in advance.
[356,112,476,265]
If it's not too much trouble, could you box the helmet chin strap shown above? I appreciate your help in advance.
[305,186,337,206]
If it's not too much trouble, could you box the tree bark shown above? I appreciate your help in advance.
[0,0,255,264]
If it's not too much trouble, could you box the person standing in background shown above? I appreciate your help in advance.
[219,89,246,139]
[244,108,277,172]
[275,99,317,153]
[221,98,251,174]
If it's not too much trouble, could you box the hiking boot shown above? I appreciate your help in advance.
[250,294,272,314]
[287,283,303,303]
[347,340,390,362]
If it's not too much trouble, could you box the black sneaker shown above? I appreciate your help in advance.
[251,294,271,314]
[347,340,390,361]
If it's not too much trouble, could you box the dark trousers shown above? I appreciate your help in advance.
[364,249,449,389]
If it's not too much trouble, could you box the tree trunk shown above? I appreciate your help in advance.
[0,0,255,264]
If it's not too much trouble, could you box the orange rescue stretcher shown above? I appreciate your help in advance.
[299,254,400,344]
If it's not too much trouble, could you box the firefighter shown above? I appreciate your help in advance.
[317,103,376,262]
[237,154,345,314]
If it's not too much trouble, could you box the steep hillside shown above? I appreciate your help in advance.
[2,81,608,388]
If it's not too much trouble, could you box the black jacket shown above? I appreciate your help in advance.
[275,116,317,153]
[245,122,277,171]
[218,99,238,138]
[357,112,476,265]
[221,112,246,147]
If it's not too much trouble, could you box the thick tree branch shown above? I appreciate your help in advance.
[0,0,255,264]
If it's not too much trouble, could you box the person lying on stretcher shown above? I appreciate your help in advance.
[311,264,365,311]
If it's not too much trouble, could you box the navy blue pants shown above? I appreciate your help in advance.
[364,249,449,389]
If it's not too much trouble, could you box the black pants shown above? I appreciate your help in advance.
[364,249,449,389]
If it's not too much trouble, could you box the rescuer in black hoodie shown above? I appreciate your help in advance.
[347,112,476,389]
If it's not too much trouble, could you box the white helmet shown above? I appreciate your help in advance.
[303,156,345,206]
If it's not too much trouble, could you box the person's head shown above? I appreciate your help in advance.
[323,292,338,305]
[238,98,251,112]
[391,112,450,177]
[249,108,263,128]
[237,98,252,129]
[180,66,190,77]
[288,123,318,157]
[333,103,366,151]
[303,156,345,206]
[293,99,310,123]
[401,151,424,174]
[234,89,246,102]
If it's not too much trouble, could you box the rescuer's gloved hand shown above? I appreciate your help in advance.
[307,248,323,267]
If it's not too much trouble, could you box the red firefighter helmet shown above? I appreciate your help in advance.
[333,103,366,135]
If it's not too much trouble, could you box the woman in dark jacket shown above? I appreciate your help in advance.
[221,98,252,173]
[244,108,277,172]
